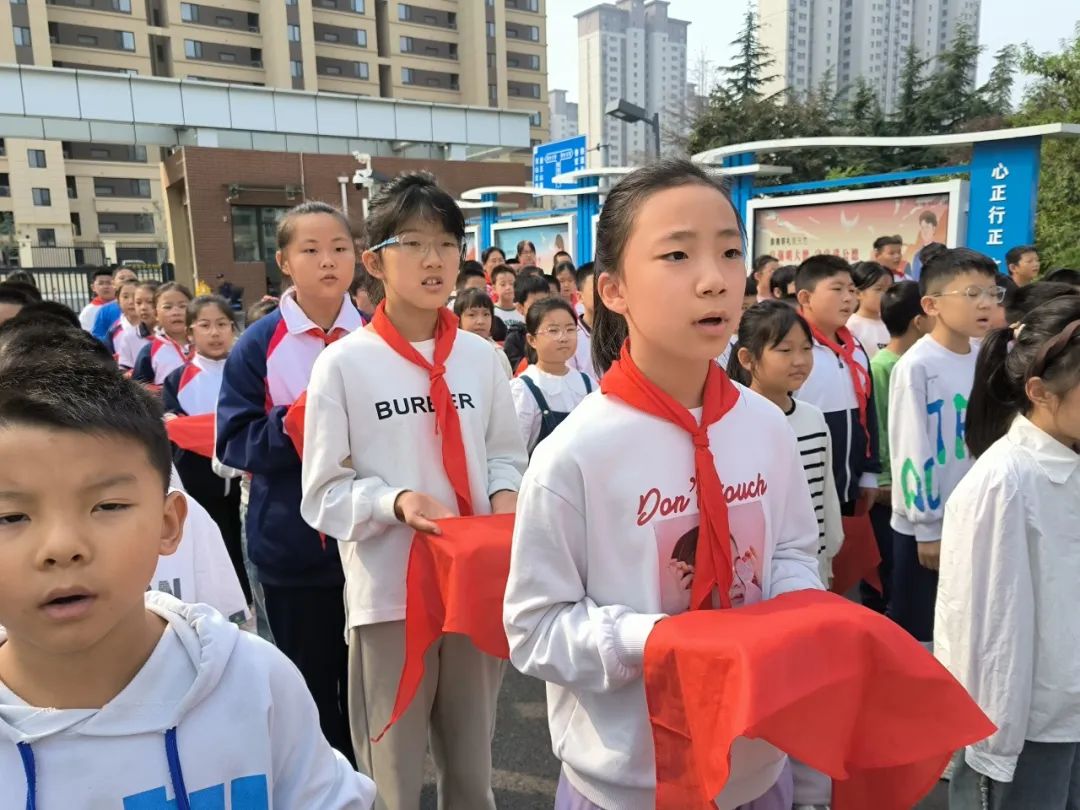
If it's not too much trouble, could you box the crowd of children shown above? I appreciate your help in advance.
[0,158,1077,810]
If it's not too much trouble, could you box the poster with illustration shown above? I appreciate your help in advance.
[464,225,479,262]
[492,216,576,270]
[652,502,766,615]
[748,181,965,280]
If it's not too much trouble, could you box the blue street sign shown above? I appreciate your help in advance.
[965,136,1041,268]
[532,135,588,190]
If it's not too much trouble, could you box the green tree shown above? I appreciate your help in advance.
[1012,22,1080,268]
[921,22,985,131]
[0,213,16,268]
[980,45,1019,117]
[721,7,777,102]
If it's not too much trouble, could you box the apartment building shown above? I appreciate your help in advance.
[576,0,689,167]
[0,0,548,268]
[549,88,578,142]
[759,0,982,112]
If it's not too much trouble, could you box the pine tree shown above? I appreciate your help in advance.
[979,45,1019,117]
[894,44,929,133]
[721,7,777,102]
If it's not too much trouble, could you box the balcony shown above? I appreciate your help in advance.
[316,56,369,80]
[506,50,540,71]
[179,3,259,33]
[184,40,263,68]
[46,0,132,13]
[400,66,458,91]
[400,35,457,61]
[505,21,540,42]
[62,142,148,162]
[98,213,155,234]
[313,23,367,48]
[314,0,365,14]
[94,177,152,198]
[48,22,137,52]
[397,3,456,30]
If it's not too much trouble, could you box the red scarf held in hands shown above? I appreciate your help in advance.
[370,301,473,517]
[601,342,741,610]
[808,323,872,458]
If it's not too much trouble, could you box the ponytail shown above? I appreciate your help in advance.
[966,295,1080,457]
[965,327,1019,458]
[590,158,739,376]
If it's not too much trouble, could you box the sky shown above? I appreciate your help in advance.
[546,0,1078,104]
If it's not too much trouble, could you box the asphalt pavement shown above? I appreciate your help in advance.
[421,665,951,809]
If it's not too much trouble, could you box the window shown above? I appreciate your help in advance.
[288,24,300,41]
[14,26,31,47]
[185,39,202,58]
[401,67,413,84]
[527,53,540,70]
[397,3,409,21]
[70,212,81,237]
[290,59,302,77]
[325,64,341,75]
[487,52,495,67]
[32,188,52,207]
[215,15,233,26]
[356,29,366,46]
[37,229,57,247]
[528,111,541,126]
[113,0,132,11]
[66,175,78,198]
[486,21,495,37]
[285,0,297,5]
[0,173,8,197]
[231,205,289,262]
[218,50,236,62]
[400,36,412,52]
[180,2,197,20]
[527,25,539,41]
[354,61,368,79]
[118,31,135,50]
[323,30,339,42]
[28,149,47,168]
[351,0,364,10]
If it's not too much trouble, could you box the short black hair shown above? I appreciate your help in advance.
[743,275,758,297]
[514,272,551,305]
[919,247,997,296]
[518,265,544,277]
[524,296,576,336]
[851,260,890,291]
[880,280,925,337]
[90,266,113,281]
[546,275,560,294]
[873,235,903,252]
[4,300,81,330]
[1042,268,1080,287]
[1004,281,1079,325]
[481,246,506,264]
[365,172,465,247]
[490,264,516,284]
[1,279,42,303]
[453,286,494,318]
[0,284,31,309]
[4,270,37,289]
[455,263,487,291]
[187,294,239,329]
[0,322,114,368]
[795,254,852,293]
[1005,244,1038,269]
[752,254,778,274]
[0,354,171,491]
[575,261,595,290]
[918,210,938,227]
[553,260,576,279]
[728,300,813,385]
[246,297,279,325]
[770,265,798,298]
[154,281,194,307]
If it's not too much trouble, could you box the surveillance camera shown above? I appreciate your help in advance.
[352,167,373,190]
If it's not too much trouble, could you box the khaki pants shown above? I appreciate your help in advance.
[348,621,504,810]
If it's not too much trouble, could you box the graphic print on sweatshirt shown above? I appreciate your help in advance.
[900,392,969,514]
[639,476,767,613]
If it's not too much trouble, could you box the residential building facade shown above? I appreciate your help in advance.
[549,88,579,142]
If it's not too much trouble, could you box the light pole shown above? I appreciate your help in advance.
[605,98,661,160]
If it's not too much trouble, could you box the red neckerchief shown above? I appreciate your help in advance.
[159,332,191,366]
[306,326,348,345]
[808,323,871,457]
[370,301,473,516]
[601,342,741,609]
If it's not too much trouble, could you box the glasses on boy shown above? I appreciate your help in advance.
[930,285,1007,304]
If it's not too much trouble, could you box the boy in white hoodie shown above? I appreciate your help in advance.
[0,356,374,808]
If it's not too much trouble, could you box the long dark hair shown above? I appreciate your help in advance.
[591,158,741,375]
[966,296,1080,457]
[727,300,813,385]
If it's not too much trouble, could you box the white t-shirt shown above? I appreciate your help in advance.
[494,305,525,325]
[847,313,890,360]
[509,365,593,453]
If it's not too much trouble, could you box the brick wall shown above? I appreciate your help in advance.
[168,146,530,303]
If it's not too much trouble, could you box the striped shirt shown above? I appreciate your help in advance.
[786,398,844,584]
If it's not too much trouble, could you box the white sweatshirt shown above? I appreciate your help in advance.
[504,384,823,810]
[846,313,890,360]
[509,365,593,453]
[301,326,528,628]
[888,335,977,542]
[0,593,375,808]
[936,416,1080,783]
[786,399,844,584]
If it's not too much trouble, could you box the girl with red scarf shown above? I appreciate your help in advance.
[300,173,527,810]
[503,160,823,810]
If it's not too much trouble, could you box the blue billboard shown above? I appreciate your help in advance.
[532,135,587,190]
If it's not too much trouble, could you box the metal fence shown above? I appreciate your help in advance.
[2,261,174,313]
